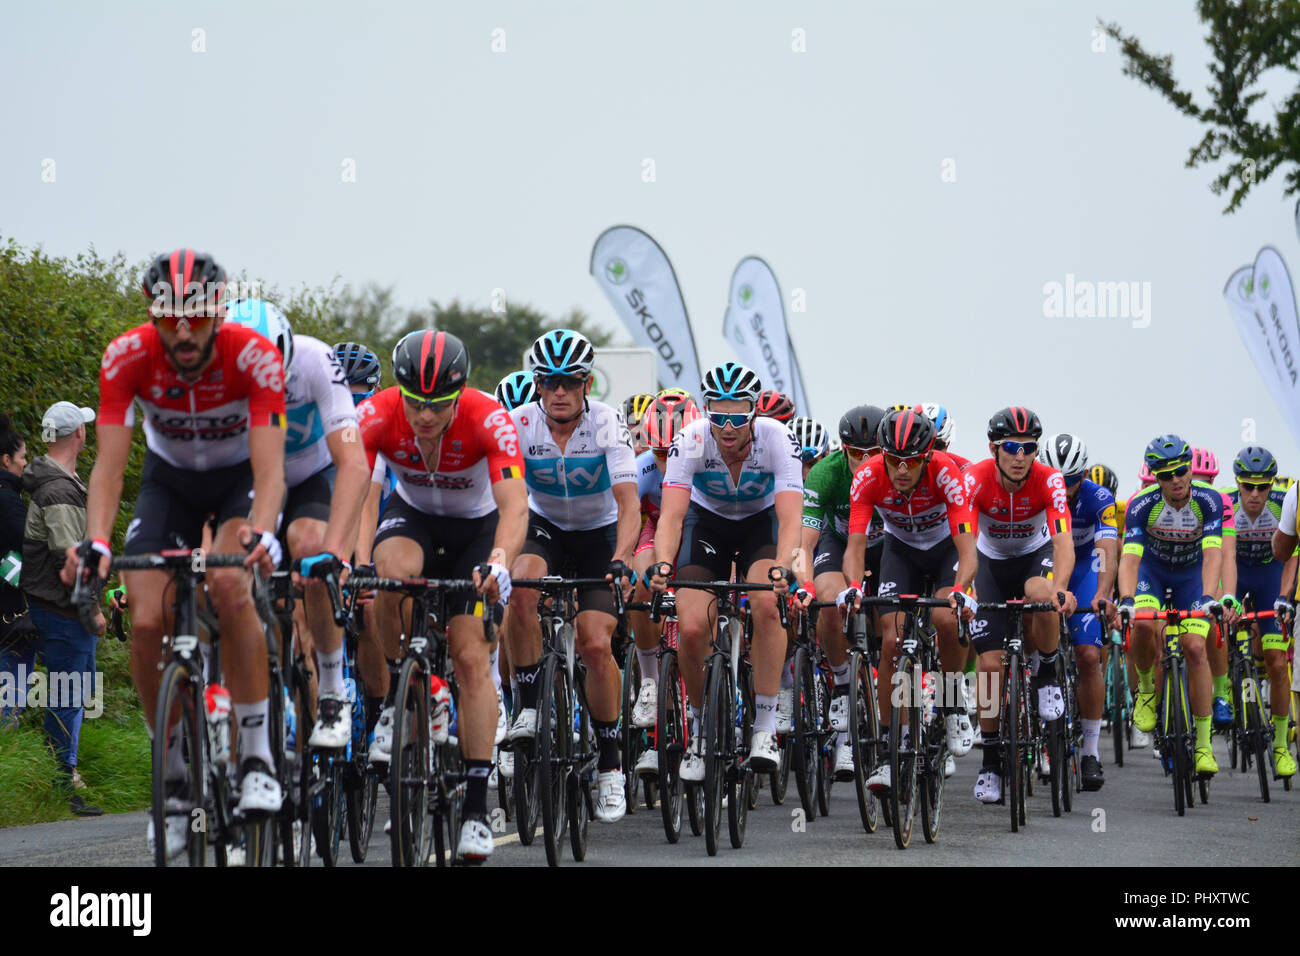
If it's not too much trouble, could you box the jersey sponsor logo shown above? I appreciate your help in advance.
[235,338,285,393]
[525,457,611,494]
[692,471,775,502]
[968,618,989,636]
[1098,504,1117,527]
[285,405,324,454]
[934,465,965,506]
[533,525,551,540]
[484,409,518,458]
[1041,557,1053,567]
[1047,471,1067,514]
[434,475,473,490]
[877,580,898,595]
[377,516,406,533]
[101,332,145,380]
[813,551,831,568]
[149,411,247,440]
[701,539,717,556]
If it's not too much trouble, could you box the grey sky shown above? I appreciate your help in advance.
[3,1,1297,492]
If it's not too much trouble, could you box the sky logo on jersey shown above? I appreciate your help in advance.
[284,403,324,454]
[692,471,775,502]
[525,455,611,495]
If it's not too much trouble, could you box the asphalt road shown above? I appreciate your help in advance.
[2,729,1296,867]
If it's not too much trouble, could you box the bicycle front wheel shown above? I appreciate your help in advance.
[889,656,919,850]
[657,651,684,844]
[728,661,752,849]
[1002,656,1021,833]
[388,657,430,866]
[702,659,727,857]
[537,654,571,867]
[792,647,818,817]
[1246,689,1270,803]
[152,661,207,867]
[848,649,880,834]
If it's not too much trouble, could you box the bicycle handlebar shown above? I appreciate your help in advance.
[660,580,789,628]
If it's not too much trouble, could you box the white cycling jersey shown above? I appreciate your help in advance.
[283,335,359,488]
[510,399,637,531]
[662,416,803,520]
[1281,483,1297,537]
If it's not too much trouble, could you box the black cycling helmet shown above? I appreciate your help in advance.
[392,330,470,401]
[987,406,1043,442]
[878,406,936,457]
[141,248,227,314]
[1232,445,1278,480]
[333,341,382,388]
[838,404,886,449]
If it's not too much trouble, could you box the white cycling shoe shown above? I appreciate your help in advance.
[146,814,188,860]
[749,730,780,772]
[635,747,659,778]
[308,691,352,749]
[594,770,627,823]
[866,763,891,793]
[945,712,975,756]
[680,736,705,782]
[944,753,956,778]
[834,742,855,781]
[829,693,851,733]
[457,817,494,862]
[1130,727,1151,749]
[509,708,538,742]
[776,688,794,733]
[368,705,394,763]
[498,748,514,779]
[632,678,658,729]
[237,759,284,815]
[974,768,1002,803]
[1037,683,1065,721]
[495,688,508,745]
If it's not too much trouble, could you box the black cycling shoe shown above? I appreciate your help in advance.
[1081,754,1104,792]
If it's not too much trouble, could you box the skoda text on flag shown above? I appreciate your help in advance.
[1223,247,1300,448]
[589,225,702,393]
[722,256,810,414]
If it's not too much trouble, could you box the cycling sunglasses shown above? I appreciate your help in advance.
[1064,472,1084,487]
[708,411,752,429]
[152,312,215,334]
[400,384,460,409]
[536,373,588,392]
[885,452,926,470]
[1154,463,1190,481]
[1238,479,1272,491]
[844,443,879,458]
[999,440,1038,456]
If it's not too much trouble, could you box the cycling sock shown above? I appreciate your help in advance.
[489,643,502,694]
[515,662,541,710]
[1037,649,1058,679]
[1081,718,1101,759]
[981,729,1001,769]
[780,662,794,690]
[316,646,345,696]
[1028,650,1041,678]
[635,648,659,684]
[1212,674,1228,700]
[832,660,852,687]
[365,695,384,738]
[1273,714,1289,748]
[754,694,777,735]
[464,759,492,818]
[234,699,273,767]
[1136,667,1155,695]
[594,719,620,771]
[1194,715,1211,750]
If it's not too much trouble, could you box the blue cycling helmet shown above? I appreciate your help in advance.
[333,341,381,387]
[227,299,293,379]
[495,370,538,411]
[1232,445,1278,480]
[529,329,595,377]
[1143,433,1192,469]
[700,362,762,403]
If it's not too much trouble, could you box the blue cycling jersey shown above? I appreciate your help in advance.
[1070,479,1118,563]
[1122,481,1223,569]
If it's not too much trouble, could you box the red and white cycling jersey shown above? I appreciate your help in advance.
[98,322,287,471]
[847,451,975,550]
[964,458,1072,558]
[357,387,524,519]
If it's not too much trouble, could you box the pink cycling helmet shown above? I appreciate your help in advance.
[1191,446,1219,480]
[1138,462,1155,487]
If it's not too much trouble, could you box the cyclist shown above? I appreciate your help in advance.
[354,329,528,861]
[788,416,830,480]
[628,392,702,778]
[756,389,796,423]
[1107,434,1224,777]
[622,393,655,455]
[505,330,641,823]
[646,362,804,778]
[495,370,538,412]
[843,406,980,793]
[799,404,886,780]
[921,403,968,469]
[333,341,382,405]
[1187,446,1238,729]
[69,250,288,857]
[229,301,370,750]
[1220,446,1296,777]
[964,407,1076,802]
[1039,433,1116,791]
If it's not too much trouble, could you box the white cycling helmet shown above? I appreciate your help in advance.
[1038,433,1089,479]
[789,416,830,463]
[920,403,955,447]
[227,298,294,381]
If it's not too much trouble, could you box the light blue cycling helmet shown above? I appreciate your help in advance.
[529,329,595,377]
[227,298,294,379]
[495,370,538,411]
[700,362,762,403]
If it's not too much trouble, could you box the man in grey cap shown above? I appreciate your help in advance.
[23,400,102,816]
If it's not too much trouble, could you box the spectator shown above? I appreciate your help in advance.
[23,402,102,816]
[0,413,34,725]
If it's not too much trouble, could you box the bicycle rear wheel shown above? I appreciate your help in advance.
[388,657,430,866]
[1002,655,1021,832]
[537,654,570,867]
[620,653,641,814]
[889,657,919,850]
[815,663,833,818]
[152,661,207,867]
[313,755,345,866]
[770,736,791,806]
[847,650,880,834]
[345,765,378,863]
[702,659,727,857]
[1246,691,1270,802]
[920,715,947,844]
[1108,643,1126,768]
[792,647,818,817]
[568,675,592,862]
[728,662,752,849]
[657,652,684,843]
[1229,653,1245,772]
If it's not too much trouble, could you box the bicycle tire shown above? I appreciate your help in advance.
[1003,653,1021,833]
[513,740,539,845]
[792,647,818,817]
[770,737,791,806]
[815,663,832,818]
[1164,663,1186,817]
[388,657,430,866]
[1062,673,1076,812]
[889,656,919,850]
[1246,689,1270,803]
[656,652,684,843]
[346,767,378,863]
[1018,660,1032,826]
[313,756,345,866]
[702,658,726,857]
[728,661,752,849]
[620,653,641,814]
[847,650,880,834]
[537,653,570,867]
[568,673,592,863]
[152,661,207,867]
[1229,650,1245,772]
[1107,642,1124,768]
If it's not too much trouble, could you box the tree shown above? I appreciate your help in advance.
[1102,1,1300,213]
